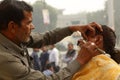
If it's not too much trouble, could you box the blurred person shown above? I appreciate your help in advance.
[31,48,41,70]
[43,63,54,76]
[0,0,103,79]
[63,42,77,64]
[40,46,49,71]
[48,44,60,72]
[72,25,120,80]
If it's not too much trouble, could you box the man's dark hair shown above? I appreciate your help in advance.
[0,0,33,30]
[45,63,53,69]
[101,25,116,55]
[96,25,120,63]
[101,25,118,62]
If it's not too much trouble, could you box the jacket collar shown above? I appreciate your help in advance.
[0,33,25,55]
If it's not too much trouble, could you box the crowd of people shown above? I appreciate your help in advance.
[0,0,120,80]
[31,43,78,76]
[31,45,60,75]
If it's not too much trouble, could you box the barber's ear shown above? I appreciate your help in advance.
[94,35,103,45]
[8,21,15,33]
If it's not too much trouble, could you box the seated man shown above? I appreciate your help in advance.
[62,42,77,64]
[72,25,120,80]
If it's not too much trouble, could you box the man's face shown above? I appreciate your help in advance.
[14,11,34,43]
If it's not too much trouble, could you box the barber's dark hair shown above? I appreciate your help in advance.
[0,0,33,30]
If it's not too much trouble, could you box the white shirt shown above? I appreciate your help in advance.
[48,48,59,66]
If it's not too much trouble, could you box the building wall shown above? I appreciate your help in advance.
[56,13,87,28]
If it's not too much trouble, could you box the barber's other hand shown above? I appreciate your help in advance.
[69,22,102,39]
[76,41,98,65]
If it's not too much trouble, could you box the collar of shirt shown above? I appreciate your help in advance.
[0,33,27,56]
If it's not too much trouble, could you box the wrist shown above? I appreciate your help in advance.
[68,26,77,32]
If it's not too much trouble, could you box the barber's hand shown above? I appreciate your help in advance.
[69,22,102,39]
[76,41,98,65]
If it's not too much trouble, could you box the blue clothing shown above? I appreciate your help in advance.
[40,51,49,71]
[31,52,41,70]
[43,70,53,76]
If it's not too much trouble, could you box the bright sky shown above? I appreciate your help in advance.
[25,0,107,14]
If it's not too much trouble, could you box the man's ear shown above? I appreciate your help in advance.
[8,21,15,33]
[94,35,103,45]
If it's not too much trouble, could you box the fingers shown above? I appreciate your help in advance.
[81,22,103,40]
[86,22,102,36]
[76,41,98,65]
[86,24,95,33]
[77,39,86,47]
[82,42,97,53]
[85,24,96,37]
[89,22,103,32]
[81,33,88,40]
